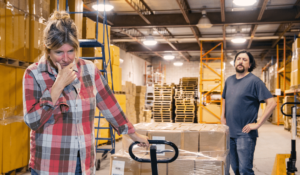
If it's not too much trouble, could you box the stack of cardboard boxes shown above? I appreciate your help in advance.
[135,86,146,122]
[143,110,152,123]
[110,123,229,175]
[124,81,137,124]
[291,38,300,89]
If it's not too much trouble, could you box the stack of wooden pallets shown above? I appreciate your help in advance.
[174,77,198,123]
[153,84,174,122]
[174,98,195,123]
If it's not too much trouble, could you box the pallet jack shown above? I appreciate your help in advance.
[129,140,179,175]
[280,102,300,175]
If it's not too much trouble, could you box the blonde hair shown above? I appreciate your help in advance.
[43,11,79,59]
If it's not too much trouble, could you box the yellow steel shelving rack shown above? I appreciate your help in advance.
[198,42,224,124]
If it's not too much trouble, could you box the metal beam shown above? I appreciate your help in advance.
[220,0,225,22]
[223,25,226,49]
[247,24,258,49]
[120,28,164,59]
[176,0,201,48]
[257,0,269,20]
[153,28,190,61]
[126,42,276,52]
[83,3,113,25]
[176,0,191,23]
[124,0,153,24]
[272,23,293,48]
[109,8,300,28]
[295,0,300,18]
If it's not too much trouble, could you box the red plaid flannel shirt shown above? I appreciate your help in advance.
[23,57,135,174]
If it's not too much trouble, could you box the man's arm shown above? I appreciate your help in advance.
[242,97,277,133]
[221,98,226,125]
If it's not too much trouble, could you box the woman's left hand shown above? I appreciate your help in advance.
[128,132,149,148]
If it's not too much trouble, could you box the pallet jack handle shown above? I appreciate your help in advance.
[281,102,300,174]
[129,140,179,175]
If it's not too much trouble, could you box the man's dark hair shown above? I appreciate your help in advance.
[234,51,257,72]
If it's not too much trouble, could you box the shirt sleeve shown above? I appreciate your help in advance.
[94,67,135,135]
[23,69,69,131]
[255,79,273,103]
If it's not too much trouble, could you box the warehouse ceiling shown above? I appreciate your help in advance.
[82,0,300,62]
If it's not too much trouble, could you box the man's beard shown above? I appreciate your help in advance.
[235,65,245,73]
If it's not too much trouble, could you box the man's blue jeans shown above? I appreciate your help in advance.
[230,136,257,175]
[31,156,82,175]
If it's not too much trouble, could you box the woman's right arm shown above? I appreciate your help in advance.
[23,69,62,131]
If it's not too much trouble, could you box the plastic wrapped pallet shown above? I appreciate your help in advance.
[112,123,229,175]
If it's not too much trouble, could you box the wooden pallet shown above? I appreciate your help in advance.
[176,105,195,110]
[153,110,172,114]
[175,115,194,123]
[175,86,195,91]
[114,91,126,94]
[154,97,172,101]
[1,166,28,175]
[0,57,31,69]
[175,111,195,115]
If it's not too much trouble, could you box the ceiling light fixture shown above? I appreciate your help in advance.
[92,3,114,12]
[143,35,157,46]
[233,0,257,6]
[197,10,213,28]
[174,62,183,66]
[231,26,246,44]
[163,55,175,60]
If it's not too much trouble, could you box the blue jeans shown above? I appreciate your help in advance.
[230,137,257,175]
[31,156,82,175]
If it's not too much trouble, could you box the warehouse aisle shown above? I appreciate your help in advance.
[250,122,300,175]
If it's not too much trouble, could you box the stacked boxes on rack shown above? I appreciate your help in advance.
[135,86,146,122]
[143,110,152,123]
[291,38,300,89]
[110,123,229,175]
[153,84,174,122]
[125,81,137,124]
[174,77,197,123]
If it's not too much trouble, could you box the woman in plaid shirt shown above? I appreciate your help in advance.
[23,11,149,175]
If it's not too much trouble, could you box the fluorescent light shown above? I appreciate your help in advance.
[231,37,246,43]
[119,58,124,64]
[174,62,183,66]
[233,0,257,6]
[197,10,213,28]
[143,35,157,46]
[163,55,175,60]
[92,4,114,12]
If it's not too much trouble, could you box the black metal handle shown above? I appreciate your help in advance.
[281,102,300,117]
[128,140,179,163]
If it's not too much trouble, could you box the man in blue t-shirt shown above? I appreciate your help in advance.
[221,51,277,175]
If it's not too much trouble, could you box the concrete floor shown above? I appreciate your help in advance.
[23,122,300,174]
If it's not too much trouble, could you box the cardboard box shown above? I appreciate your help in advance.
[167,156,196,175]
[29,15,44,63]
[82,17,96,39]
[283,96,300,115]
[111,45,120,66]
[148,130,182,158]
[0,1,5,58]
[199,125,226,152]
[181,131,199,152]
[195,157,224,175]
[110,154,141,175]
[140,155,167,175]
